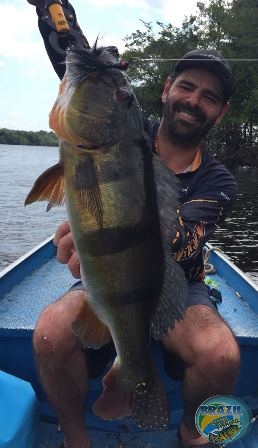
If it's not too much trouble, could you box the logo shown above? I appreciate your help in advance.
[195,395,252,445]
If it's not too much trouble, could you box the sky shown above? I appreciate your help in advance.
[0,0,199,132]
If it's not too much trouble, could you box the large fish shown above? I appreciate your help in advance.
[25,44,188,429]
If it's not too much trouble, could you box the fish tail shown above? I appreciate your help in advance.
[131,366,169,429]
[93,361,169,428]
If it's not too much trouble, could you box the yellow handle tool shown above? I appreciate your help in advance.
[48,2,70,33]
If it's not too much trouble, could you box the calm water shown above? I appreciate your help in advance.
[0,145,257,285]
[0,144,66,270]
[210,166,258,285]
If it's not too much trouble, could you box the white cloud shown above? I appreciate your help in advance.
[0,4,42,61]
[86,0,150,8]
[0,110,50,132]
[161,0,199,26]
[9,111,21,118]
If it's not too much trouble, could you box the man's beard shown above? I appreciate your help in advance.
[162,99,217,147]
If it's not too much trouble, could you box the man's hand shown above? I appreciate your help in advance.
[54,221,81,278]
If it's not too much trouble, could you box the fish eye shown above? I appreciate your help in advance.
[116,88,134,106]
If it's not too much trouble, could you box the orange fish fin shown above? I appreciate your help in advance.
[25,162,64,207]
[74,156,103,229]
[72,296,111,348]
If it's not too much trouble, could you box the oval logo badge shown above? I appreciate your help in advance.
[195,395,253,445]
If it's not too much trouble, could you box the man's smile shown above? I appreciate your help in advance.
[176,110,200,123]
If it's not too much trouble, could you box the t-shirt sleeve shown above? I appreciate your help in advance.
[169,168,238,260]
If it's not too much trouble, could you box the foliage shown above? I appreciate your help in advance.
[121,0,258,167]
[0,128,58,147]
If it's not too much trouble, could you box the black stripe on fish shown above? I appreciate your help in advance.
[81,137,153,185]
[82,224,160,256]
[90,160,137,184]
[74,156,103,229]
[103,285,160,307]
[66,42,128,86]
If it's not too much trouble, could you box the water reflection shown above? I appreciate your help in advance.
[210,167,258,277]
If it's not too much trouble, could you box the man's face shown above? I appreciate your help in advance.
[161,68,229,147]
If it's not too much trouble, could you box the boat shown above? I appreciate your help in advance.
[0,236,258,448]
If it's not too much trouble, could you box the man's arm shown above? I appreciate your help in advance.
[170,170,238,261]
[27,0,89,79]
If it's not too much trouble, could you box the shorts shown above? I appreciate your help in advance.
[69,280,218,379]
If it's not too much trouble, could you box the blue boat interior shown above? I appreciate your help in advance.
[0,238,258,447]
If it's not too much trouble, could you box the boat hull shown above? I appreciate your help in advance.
[1,238,258,447]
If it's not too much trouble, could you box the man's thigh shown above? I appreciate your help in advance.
[161,281,234,377]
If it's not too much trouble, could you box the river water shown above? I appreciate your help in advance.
[0,144,257,285]
[0,144,66,270]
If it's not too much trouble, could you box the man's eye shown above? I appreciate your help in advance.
[204,95,217,103]
[180,84,192,91]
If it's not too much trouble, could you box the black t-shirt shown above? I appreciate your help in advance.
[144,118,238,282]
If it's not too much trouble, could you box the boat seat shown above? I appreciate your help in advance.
[0,258,75,337]
[0,370,39,448]
[206,272,258,345]
[1,258,258,343]
[0,258,75,400]
[1,257,258,351]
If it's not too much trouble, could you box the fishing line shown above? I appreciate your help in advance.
[131,58,258,62]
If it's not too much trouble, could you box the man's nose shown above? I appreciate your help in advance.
[187,90,201,107]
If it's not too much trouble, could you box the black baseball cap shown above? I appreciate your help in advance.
[174,49,237,100]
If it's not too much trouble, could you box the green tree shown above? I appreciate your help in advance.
[0,128,58,146]
[122,20,201,117]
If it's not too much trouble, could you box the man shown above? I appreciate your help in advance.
[28,1,240,447]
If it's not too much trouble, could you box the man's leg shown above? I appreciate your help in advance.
[163,290,240,447]
[33,289,90,448]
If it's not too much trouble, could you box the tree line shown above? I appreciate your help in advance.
[2,0,258,167]
[122,0,258,168]
[0,128,58,147]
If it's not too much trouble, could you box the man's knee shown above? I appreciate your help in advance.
[163,308,240,380]
[193,324,240,378]
[33,290,85,356]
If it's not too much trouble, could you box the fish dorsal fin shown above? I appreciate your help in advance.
[151,252,188,339]
[151,155,188,338]
[74,156,103,229]
[152,154,180,237]
[25,162,64,208]
[72,296,111,349]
